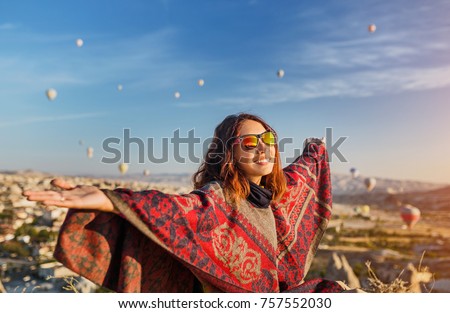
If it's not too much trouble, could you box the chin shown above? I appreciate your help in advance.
[251,167,274,177]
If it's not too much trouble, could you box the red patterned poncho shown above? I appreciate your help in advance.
[54,142,344,292]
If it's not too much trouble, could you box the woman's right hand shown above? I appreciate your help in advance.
[22,178,117,213]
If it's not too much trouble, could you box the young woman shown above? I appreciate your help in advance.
[23,113,346,293]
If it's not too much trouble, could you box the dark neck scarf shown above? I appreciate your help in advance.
[247,181,273,208]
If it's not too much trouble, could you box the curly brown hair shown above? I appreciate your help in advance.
[192,113,286,205]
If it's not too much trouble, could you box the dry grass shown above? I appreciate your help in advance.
[365,252,434,293]
[50,275,80,293]
[40,275,80,293]
[365,260,409,292]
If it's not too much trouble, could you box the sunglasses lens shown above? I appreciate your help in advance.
[241,136,258,150]
[262,132,276,145]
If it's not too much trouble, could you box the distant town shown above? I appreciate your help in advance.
[0,171,191,293]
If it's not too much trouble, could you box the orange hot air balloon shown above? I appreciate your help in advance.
[364,177,376,192]
[368,24,376,33]
[400,204,421,229]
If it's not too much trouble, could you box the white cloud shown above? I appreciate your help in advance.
[0,23,17,30]
[180,65,450,109]
[287,29,449,70]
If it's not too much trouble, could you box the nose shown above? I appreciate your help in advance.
[256,138,270,154]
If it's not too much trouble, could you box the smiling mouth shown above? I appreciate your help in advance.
[255,158,270,164]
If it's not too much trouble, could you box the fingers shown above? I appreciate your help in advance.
[22,178,82,209]
[22,178,75,198]
[22,190,62,202]
[51,178,76,190]
[22,190,75,208]
[42,199,74,208]
[303,137,326,148]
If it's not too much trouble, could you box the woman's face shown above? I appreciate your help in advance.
[233,119,276,185]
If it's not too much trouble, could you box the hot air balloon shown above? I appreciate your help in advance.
[45,88,57,101]
[117,84,123,91]
[78,140,84,146]
[360,204,370,217]
[119,163,128,175]
[364,177,376,192]
[277,69,285,78]
[350,167,360,178]
[353,205,370,218]
[400,204,421,229]
[174,91,181,99]
[197,79,205,87]
[87,147,94,159]
[76,38,84,48]
[368,24,376,33]
[143,169,150,176]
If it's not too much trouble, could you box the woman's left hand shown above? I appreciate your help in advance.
[22,178,117,213]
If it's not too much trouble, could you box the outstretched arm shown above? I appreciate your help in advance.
[22,178,116,213]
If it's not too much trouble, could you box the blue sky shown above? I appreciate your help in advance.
[1,0,450,183]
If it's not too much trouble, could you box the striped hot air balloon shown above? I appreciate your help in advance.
[400,204,421,229]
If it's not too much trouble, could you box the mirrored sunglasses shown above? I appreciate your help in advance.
[234,131,276,151]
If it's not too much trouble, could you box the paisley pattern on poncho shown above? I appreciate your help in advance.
[54,142,344,293]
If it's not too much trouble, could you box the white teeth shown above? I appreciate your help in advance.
[256,159,269,164]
